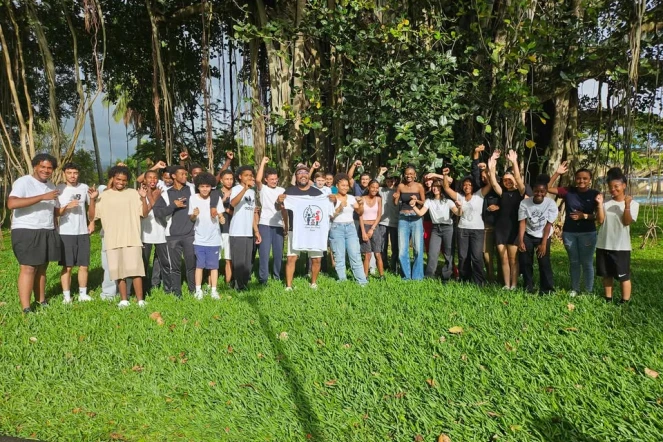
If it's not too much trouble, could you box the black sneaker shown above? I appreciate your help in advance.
[22,307,33,314]
[39,300,49,307]
[604,297,613,303]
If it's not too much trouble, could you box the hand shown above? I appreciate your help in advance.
[379,166,388,176]
[569,210,583,221]
[42,189,60,201]
[424,173,436,181]
[328,194,337,204]
[361,232,369,242]
[356,196,364,205]
[354,160,362,167]
[491,150,501,160]
[487,204,500,212]
[442,167,450,175]
[65,200,80,210]
[595,194,603,205]
[138,186,147,198]
[487,157,497,171]
[151,188,162,200]
[254,206,261,215]
[410,195,418,202]
[116,162,127,167]
[254,233,262,245]
[455,200,462,209]
[506,149,518,163]
[409,199,417,207]
[312,161,320,170]
[478,162,487,171]
[518,238,526,253]
[261,157,270,165]
[536,242,547,258]
[367,229,374,239]
[283,230,288,238]
[277,194,286,204]
[174,198,187,208]
[624,195,632,206]
[87,187,99,200]
[193,207,200,217]
[87,221,95,235]
[556,161,569,175]
[339,200,347,209]
[226,151,234,160]
[475,144,485,153]
[179,152,189,161]
[152,160,167,170]
[218,214,225,224]
[211,207,218,219]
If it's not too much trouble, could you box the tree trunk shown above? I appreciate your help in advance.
[546,89,570,180]
[88,103,104,183]
[250,37,266,163]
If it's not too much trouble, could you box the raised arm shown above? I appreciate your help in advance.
[256,156,270,191]
[547,161,568,195]
[215,151,234,184]
[480,159,495,197]
[230,184,250,208]
[595,193,605,225]
[506,149,526,196]
[441,171,459,201]
[137,161,167,184]
[348,160,362,187]
[488,151,503,197]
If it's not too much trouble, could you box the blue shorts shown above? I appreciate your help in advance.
[194,245,220,270]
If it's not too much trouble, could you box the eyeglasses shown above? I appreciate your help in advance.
[296,170,309,176]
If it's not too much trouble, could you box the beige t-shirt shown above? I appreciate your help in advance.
[95,188,143,250]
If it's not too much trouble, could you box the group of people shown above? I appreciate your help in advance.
[8,146,639,312]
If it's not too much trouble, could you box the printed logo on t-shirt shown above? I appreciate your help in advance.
[303,205,323,228]
[243,195,255,210]
[528,207,546,231]
[72,193,82,201]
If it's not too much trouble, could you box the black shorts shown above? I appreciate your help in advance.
[11,229,61,266]
[59,234,91,267]
[596,249,631,281]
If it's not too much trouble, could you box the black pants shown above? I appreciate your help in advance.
[381,225,399,272]
[163,235,196,297]
[457,228,486,285]
[519,234,554,294]
[258,225,284,283]
[142,242,169,292]
[230,236,254,290]
[426,224,454,280]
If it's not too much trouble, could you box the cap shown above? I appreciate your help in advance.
[295,164,310,174]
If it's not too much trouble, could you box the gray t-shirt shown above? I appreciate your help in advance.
[518,197,559,238]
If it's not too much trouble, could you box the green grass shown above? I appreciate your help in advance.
[1,214,663,441]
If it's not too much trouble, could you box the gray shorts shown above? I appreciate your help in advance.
[359,223,384,254]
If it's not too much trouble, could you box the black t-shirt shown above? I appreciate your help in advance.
[483,189,500,227]
[558,186,599,233]
[284,185,323,229]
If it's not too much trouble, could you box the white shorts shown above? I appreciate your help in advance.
[286,231,324,258]
[221,233,231,260]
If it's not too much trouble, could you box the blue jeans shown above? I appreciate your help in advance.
[398,215,424,280]
[329,222,368,285]
[563,231,597,292]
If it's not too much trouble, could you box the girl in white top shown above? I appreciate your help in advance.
[595,168,639,303]
[359,180,384,278]
[329,174,368,285]
[440,161,493,285]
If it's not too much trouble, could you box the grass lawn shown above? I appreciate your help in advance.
[1,213,663,441]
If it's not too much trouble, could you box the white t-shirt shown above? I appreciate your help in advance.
[57,183,90,235]
[314,185,332,195]
[10,175,59,230]
[228,185,256,237]
[597,199,639,251]
[379,188,398,227]
[259,185,285,227]
[458,192,485,230]
[141,196,167,244]
[188,194,224,246]
[518,197,559,238]
[332,195,357,223]
[283,195,333,251]
[425,198,455,225]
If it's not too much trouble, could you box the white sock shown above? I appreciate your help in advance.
[63,290,71,299]
[79,288,87,296]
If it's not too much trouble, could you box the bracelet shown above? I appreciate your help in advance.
[624,208,630,211]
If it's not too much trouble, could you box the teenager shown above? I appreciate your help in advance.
[422,174,435,251]
[219,169,235,284]
[412,178,460,280]
[229,166,261,290]
[393,165,426,280]
[548,162,599,296]
[189,172,225,298]
[140,170,169,294]
[8,154,61,312]
[359,180,384,279]
[487,149,527,289]
[90,165,149,307]
[324,172,337,194]
[56,162,94,303]
[313,171,332,195]
[517,175,559,294]
[255,157,285,285]
[329,174,368,285]
[277,165,329,290]
[595,168,639,303]
[348,160,371,197]
[379,171,399,272]
[442,160,494,286]
[153,165,196,298]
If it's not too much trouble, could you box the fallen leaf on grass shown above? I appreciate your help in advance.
[72,408,82,414]
[227,345,234,354]
[29,337,37,343]
[168,324,176,331]
[257,353,264,359]
[343,343,352,349]
[426,378,437,388]
[181,318,188,324]
[510,425,522,432]
[625,367,636,373]
[645,368,659,379]
[87,412,96,418]
[316,339,325,347]
[567,303,575,311]
[505,342,515,352]
[448,326,463,334]
[544,386,554,393]
[278,331,289,341]
[149,312,162,321]
[439,336,446,343]
[132,365,144,372]
[110,433,126,440]
[180,358,188,364]
[486,411,500,417]
[414,435,424,442]
[461,354,467,361]
[168,356,177,363]
[324,379,337,386]
[563,327,578,332]
[0,302,6,307]
[438,434,451,442]
[213,315,221,321]
[209,381,216,387]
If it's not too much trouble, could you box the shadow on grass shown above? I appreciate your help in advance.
[529,416,600,442]
[242,293,323,441]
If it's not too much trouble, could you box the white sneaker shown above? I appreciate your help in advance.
[79,294,93,302]
[210,293,220,300]
[118,300,130,308]
[569,290,578,297]
[100,293,116,301]
[310,283,318,290]
[63,297,72,304]
[285,286,293,292]
[502,285,510,290]
[194,292,204,300]
[137,300,146,307]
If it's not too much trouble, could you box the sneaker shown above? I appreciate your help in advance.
[285,286,293,292]
[569,290,578,297]
[63,297,72,304]
[78,294,93,302]
[194,292,204,300]
[310,283,318,290]
[137,300,147,307]
[210,293,220,300]
[502,285,510,290]
[39,300,49,307]
[118,300,130,308]
[22,307,33,314]
[100,293,116,301]
[510,286,518,290]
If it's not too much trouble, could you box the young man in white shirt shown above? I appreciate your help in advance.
[229,166,261,291]
[141,170,169,294]
[8,154,62,312]
[255,157,285,285]
[56,163,95,303]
